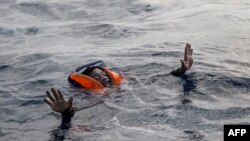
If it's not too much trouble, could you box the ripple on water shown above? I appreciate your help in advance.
[13,2,58,19]
[110,62,250,135]
[1,0,250,141]
[127,3,156,15]
[62,23,144,39]
[24,27,39,36]
[0,27,15,37]
[15,53,51,65]
[0,65,11,71]
[0,26,40,38]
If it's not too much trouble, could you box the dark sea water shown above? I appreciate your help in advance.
[0,0,250,141]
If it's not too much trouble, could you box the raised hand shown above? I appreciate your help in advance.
[180,43,193,71]
[43,88,73,114]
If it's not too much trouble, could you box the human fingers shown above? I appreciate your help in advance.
[184,47,188,61]
[184,44,190,59]
[51,88,60,100]
[46,91,55,102]
[185,43,188,54]
[180,59,186,69]
[57,90,64,100]
[67,96,73,108]
[43,98,52,106]
[186,44,192,56]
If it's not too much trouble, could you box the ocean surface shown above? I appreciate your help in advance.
[0,0,250,140]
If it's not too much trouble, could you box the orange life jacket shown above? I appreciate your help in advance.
[68,67,123,91]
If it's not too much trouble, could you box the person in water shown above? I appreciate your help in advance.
[67,60,124,94]
[43,43,193,130]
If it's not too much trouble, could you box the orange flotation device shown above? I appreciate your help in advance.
[68,61,123,91]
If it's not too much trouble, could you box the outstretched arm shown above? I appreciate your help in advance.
[171,43,193,76]
[44,88,74,129]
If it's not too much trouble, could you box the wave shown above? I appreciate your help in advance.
[0,27,40,38]
[13,2,58,19]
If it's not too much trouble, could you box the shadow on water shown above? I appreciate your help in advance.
[179,73,197,105]
[50,128,67,141]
